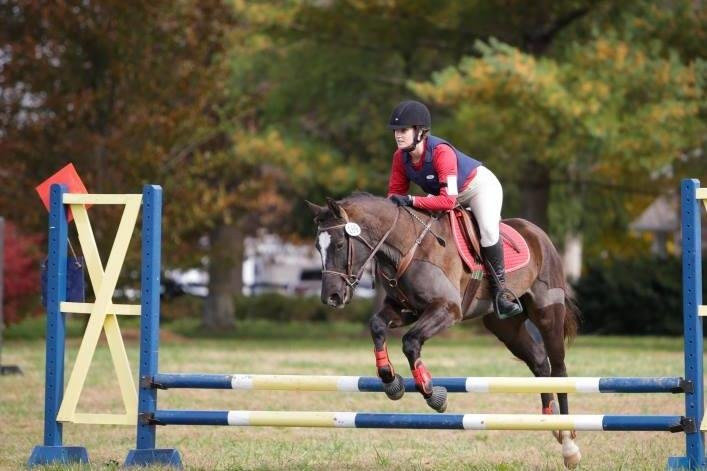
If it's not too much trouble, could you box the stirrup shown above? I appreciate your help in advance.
[494,288,524,320]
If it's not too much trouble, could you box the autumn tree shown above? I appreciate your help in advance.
[411,1,704,276]
[1,1,242,326]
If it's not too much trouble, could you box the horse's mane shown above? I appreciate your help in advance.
[341,191,386,203]
[334,192,395,231]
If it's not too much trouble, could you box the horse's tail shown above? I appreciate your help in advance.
[563,290,582,345]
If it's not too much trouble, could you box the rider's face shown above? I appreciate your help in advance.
[394,127,415,149]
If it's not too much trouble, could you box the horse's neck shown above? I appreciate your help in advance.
[368,206,420,267]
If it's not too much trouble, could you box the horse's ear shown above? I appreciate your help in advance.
[305,200,327,220]
[325,197,343,218]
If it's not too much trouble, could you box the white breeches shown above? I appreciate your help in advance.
[456,166,503,247]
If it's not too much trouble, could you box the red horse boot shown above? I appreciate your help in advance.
[412,359,447,413]
[375,343,404,400]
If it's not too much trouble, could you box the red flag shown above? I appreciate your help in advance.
[35,163,89,222]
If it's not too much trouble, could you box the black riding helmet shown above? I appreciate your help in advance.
[388,100,431,129]
[389,100,431,151]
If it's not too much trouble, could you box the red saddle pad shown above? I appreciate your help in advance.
[449,213,530,274]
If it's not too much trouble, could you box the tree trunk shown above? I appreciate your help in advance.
[203,223,243,330]
[519,161,550,231]
[562,231,583,283]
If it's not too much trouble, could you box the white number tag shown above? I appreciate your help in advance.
[345,222,361,237]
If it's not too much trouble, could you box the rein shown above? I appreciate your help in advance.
[385,208,444,286]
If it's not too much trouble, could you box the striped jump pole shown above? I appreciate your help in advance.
[152,373,688,394]
[149,410,687,432]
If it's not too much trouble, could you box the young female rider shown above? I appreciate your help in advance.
[386,100,522,318]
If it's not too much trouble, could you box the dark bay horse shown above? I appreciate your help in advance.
[308,193,582,467]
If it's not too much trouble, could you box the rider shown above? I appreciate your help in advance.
[386,99,523,318]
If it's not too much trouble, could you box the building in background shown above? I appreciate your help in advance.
[243,231,374,298]
[165,231,374,299]
[630,193,707,257]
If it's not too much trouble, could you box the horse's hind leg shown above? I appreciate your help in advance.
[525,293,581,469]
[483,302,581,469]
[401,299,461,413]
[525,296,570,415]
[481,313,552,408]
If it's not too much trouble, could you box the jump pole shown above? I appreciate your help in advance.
[151,372,689,394]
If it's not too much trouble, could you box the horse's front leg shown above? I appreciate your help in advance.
[402,299,461,413]
[369,298,416,401]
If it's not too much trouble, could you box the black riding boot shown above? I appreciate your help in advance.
[481,240,523,319]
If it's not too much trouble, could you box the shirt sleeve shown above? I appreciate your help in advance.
[386,150,410,197]
[412,144,458,211]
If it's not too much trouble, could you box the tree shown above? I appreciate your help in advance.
[1,0,242,326]
[2,221,41,325]
[411,30,703,273]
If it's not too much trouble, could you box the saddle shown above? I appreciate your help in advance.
[448,207,530,313]
[448,207,530,273]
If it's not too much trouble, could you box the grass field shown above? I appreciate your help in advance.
[0,318,697,470]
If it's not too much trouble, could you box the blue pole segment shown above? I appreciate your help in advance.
[126,185,182,468]
[135,185,162,450]
[29,184,88,467]
[355,413,465,429]
[598,377,684,393]
[154,410,230,426]
[43,184,68,447]
[602,415,683,431]
[673,178,706,469]
[154,373,234,389]
[360,377,467,393]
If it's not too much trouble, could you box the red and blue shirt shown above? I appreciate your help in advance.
[387,136,482,211]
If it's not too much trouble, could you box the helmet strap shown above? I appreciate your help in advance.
[402,127,428,153]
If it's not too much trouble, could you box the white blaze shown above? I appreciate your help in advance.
[318,232,331,268]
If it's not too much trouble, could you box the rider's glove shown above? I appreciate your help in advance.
[389,195,413,207]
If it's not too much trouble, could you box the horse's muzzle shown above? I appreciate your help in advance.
[325,291,350,309]
[326,293,342,308]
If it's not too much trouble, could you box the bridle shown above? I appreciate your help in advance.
[317,208,400,291]
[317,204,445,304]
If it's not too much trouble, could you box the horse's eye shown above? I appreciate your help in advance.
[335,241,345,250]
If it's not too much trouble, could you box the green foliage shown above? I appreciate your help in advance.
[3,314,96,340]
[412,30,703,248]
[234,293,374,324]
[573,256,707,335]
[168,317,368,341]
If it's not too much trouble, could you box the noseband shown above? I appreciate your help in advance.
[317,208,401,290]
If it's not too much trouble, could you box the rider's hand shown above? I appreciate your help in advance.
[389,195,413,207]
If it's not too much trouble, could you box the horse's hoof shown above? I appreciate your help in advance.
[563,449,581,469]
[425,386,448,413]
[562,434,581,469]
[383,373,405,400]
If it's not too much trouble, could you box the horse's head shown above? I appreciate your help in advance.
[307,196,393,309]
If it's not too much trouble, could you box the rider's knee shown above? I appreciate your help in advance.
[479,224,500,247]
